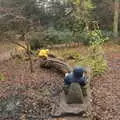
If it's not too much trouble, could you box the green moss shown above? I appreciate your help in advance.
[0,73,5,81]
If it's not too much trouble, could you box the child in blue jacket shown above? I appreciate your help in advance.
[64,67,88,86]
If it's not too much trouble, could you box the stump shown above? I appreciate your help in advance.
[66,83,84,104]
[51,68,92,120]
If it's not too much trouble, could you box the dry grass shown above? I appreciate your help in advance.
[103,41,120,52]
[0,41,25,53]
[0,41,15,53]
[50,46,89,67]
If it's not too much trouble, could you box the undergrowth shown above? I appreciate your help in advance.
[51,44,107,76]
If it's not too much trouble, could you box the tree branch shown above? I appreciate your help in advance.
[11,41,27,50]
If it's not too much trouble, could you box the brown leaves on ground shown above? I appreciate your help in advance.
[0,59,64,120]
[92,50,120,120]
[0,43,120,120]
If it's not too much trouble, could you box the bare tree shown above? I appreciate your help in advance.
[113,0,119,38]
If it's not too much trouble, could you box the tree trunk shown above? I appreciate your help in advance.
[25,33,33,73]
[113,0,119,38]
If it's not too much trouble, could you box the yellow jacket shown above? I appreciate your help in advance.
[38,49,49,58]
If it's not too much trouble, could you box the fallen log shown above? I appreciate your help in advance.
[40,58,72,75]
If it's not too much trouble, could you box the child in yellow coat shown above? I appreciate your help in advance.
[38,49,49,59]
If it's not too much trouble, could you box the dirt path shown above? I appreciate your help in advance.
[92,52,120,120]
[0,51,11,62]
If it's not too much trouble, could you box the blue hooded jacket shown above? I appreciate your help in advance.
[64,67,87,86]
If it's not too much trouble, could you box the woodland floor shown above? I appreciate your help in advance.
[0,41,120,120]
[92,44,120,120]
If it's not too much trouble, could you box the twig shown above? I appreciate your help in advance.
[11,41,27,50]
